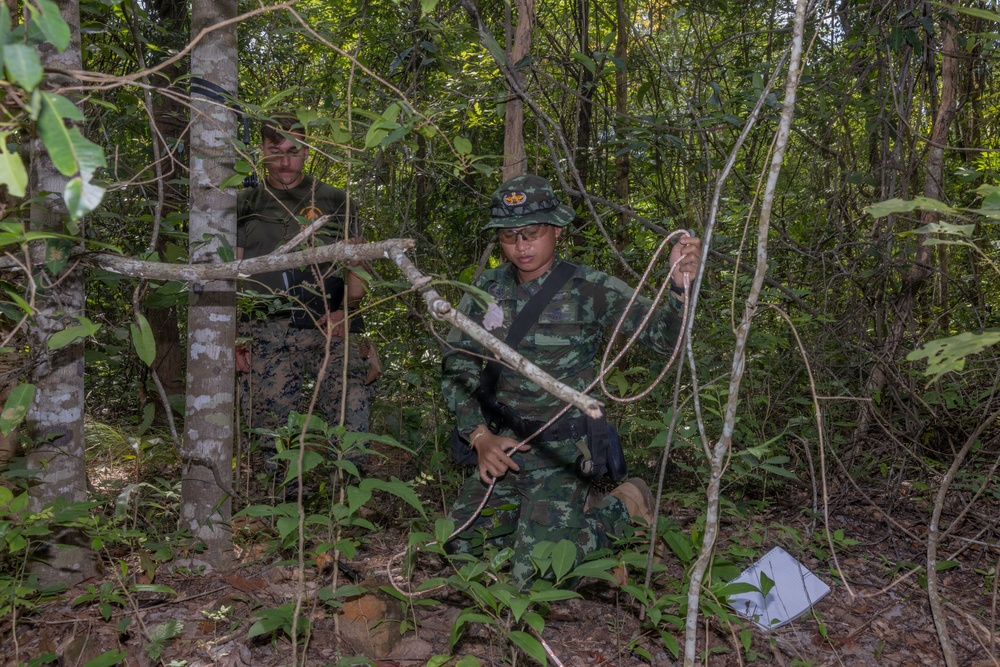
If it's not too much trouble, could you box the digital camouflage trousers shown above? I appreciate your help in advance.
[447,463,631,589]
[238,319,374,464]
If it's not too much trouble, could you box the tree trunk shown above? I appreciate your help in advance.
[26,0,97,586]
[179,0,237,568]
[570,0,592,210]
[144,0,189,421]
[613,0,630,243]
[502,0,534,180]
[855,14,959,447]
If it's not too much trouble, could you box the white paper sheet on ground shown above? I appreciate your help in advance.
[726,546,831,630]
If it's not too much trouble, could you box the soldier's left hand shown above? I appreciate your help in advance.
[669,233,701,293]
[319,309,347,337]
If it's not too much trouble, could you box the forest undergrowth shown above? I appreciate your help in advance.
[3,408,1000,667]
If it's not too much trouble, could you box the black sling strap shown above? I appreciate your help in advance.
[475,260,577,433]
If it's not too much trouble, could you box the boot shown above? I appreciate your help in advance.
[608,477,655,526]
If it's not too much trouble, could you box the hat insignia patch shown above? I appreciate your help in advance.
[503,191,527,207]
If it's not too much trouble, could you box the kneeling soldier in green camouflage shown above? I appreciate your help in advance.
[442,173,702,589]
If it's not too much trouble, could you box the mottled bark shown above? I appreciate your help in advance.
[26,0,97,585]
[179,0,238,568]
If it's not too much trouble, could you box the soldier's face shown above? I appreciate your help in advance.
[500,224,562,282]
[262,136,308,189]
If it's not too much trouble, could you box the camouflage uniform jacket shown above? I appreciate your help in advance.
[442,257,685,471]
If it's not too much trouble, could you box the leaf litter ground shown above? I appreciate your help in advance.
[4,464,999,666]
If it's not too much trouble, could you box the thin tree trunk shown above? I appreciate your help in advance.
[502,0,534,180]
[855,14,959,447]
[571,0,592,210]
[179,0,238,568]
[613,0,630,243]
[26,0,97,586]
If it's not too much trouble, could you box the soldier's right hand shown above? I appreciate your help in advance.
[235,344,251,373]
[473,432,531,483]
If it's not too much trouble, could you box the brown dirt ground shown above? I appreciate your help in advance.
[3,469,1000,667]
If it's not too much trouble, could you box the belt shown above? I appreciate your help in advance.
[519,415,588,443]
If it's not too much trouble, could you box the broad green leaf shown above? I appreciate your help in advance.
[759,571,775,597]
[455,656,482,667]
[132,584,179,596]
[454,136,472,155]
[508,631,547,664]
[64,177,106,221]
[48,316,101,350]
[81,650,125,667]
[130,314,156,367]
[276,516,299,540]
[865,197,956,218]
[38,97,79,177]
[3,44,43,92]
[0,139,27,198]
[907,330,1000,382]
[550,539,576,581]
[937,2,1000,23]
[28,0,71,51]
[42,91,85,121]
[528,588,580,603]
[1,383,35,436]
[360,477,426,517]
[719,581,761,597]
[902,221,976,238]
[571,51,596,75]
[420,0,440,15]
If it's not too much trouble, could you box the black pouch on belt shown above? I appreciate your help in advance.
[576,415,628,482]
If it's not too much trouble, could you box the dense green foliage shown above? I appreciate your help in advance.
[3,0,1000,663]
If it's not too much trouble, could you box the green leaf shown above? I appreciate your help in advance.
[38,97,79,177]
[455,656,482,667]
[907,330,1000,382]
[130,314,156,367]
[550,539,576,581]
[28,0,71,51]
[935,560,960,572]
[937,2,1000,23]
[508,631,547,664]
[420,0,440,15]
[48,317,101,350]
[360,477,426,517]
[758,571,775,597]
[865,196,957,218]
[0,137,28,197]
[571,51,597,75]
[453,136,472,155]
[902,221,976,238]
[81,650,125,667]
[64,176,106,220]
[3,44,43,92]
[131,584,178,596]
[528,588,580,603]
[719,581,761,597]
[1,383,34,436]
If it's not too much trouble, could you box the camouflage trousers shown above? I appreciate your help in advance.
[447,463,630,589]
[238,319,374,462]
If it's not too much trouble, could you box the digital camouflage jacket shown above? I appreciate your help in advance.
[442,257,686,471]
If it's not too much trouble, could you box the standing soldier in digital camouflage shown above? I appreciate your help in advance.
[235,114,380,495]
[442,173,701,588]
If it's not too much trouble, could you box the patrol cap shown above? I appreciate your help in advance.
[485,174,576,230]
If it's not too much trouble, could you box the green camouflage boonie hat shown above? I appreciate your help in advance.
[484,174,576,230]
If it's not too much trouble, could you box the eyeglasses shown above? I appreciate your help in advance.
[496,225,550,244]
